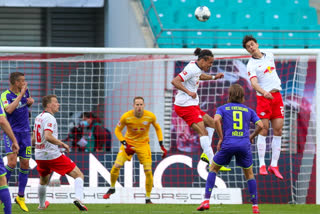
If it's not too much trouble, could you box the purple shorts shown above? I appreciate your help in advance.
[213,138,253,169]
[4,131,31,159]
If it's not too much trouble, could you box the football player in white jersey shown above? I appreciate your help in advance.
[243,35,284,180]
[171,48,230,171]
[32,95,88,211]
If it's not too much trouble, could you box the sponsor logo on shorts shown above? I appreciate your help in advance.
[260,112,265,116]
[280,106,284,116]
[198,115,202,118]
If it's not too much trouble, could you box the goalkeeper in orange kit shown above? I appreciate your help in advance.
[103,96,167,204]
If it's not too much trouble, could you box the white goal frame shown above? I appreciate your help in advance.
[0,47,319,204]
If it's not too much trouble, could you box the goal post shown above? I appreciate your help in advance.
[0,47,318,204]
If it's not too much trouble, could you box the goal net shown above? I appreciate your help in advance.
[0,48,317,204]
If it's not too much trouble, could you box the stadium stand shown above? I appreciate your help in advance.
[141,0,320,48]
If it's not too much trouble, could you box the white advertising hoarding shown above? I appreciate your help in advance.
[9,187,242,204]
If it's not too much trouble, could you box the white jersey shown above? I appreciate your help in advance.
[34,111,61,160]
[174,61,202,106]
[247,52,282,96]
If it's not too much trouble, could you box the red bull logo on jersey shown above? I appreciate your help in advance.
[264,66,275,74]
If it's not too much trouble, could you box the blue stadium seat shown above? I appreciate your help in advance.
[142,0,320,48]
[208,8,235,27]
[157,31,185,48]
[214,26,248,48]
[293,8,318,26]
[256,0,286,9]
[263,10,294,26]
[152,0,173,8]
[200,0,229,8]
[278,31,306,48]
[147,10,162,34]
[246,25,275,48]
[171,0,197,8]
[234,10,264,26]
[285,0,310,8]
[302,25,320,48]
[227,0,257,10]
[156,7,177,29]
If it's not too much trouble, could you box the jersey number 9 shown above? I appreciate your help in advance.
[233,111,243,130]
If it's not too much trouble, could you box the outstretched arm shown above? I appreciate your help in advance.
[199,72,224,80]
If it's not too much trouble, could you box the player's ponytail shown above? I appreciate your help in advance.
[194,48,202,56]
[194,48,213,61]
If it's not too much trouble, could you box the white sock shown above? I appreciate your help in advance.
[271,136,282,167]
[206,127,215,157]
[257,135,267,167]
[206,127,215,145]
[38,184,47,208]
[200,136,214,165]
[75,177,84,201]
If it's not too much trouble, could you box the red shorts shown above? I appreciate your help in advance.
[36,155,76,177]
[174,105,206,126]
[256,92,284,119]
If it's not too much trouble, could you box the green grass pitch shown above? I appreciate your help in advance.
[12,204,320,214]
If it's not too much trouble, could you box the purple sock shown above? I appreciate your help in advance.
[205,171,216,199]
[247,179,258,205]
[0,185,12,214]
[18,168,29,197]
[5,166,14,182]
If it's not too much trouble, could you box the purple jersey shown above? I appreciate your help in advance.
[216,103,260,140]
[1,89,31,132]
[213,103,261,168]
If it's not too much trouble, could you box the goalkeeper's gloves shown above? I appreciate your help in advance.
[159,141,167,159]
[121,140,135,156]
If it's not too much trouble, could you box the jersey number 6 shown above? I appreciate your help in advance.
[35,124,42,143]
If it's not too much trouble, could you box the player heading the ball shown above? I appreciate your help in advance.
[243,35,284,180]
[171,48,231,171]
